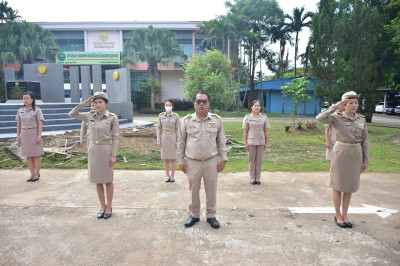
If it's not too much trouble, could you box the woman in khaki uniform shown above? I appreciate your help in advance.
[316,91,369,228]
[16,91,44,182]
[243,100,270,185]
[69,92,119,219]
[157,100,180,182]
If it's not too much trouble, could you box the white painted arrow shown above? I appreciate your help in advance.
[288,204,398,218]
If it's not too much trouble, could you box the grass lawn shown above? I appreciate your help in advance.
[134,109,311,118]
[1,123,398,173]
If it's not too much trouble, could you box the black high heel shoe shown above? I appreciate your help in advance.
[27,176,34,182]
[31,175,40,182]
[97,205,106,219]
[104,208,112,219]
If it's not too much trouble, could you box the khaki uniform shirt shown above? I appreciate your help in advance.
[69,104,120,156]
[16,107,44,128]
[157,112,180,143]
[177,112,228,165]
[316,105,370,164]
[242,113,270,146]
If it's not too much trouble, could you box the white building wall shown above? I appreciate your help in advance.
[160,71,186,101]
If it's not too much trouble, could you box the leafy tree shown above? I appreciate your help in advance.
[225,0,282,109]
[285,6,313,77]
[281,77,311,116]
[180,49,239,110]
[122,25,186,110]
[0,21,59,65]
[309,0,340,106]
[0,1,20,26]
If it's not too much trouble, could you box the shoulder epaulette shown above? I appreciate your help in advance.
[109,112,115,116]
[35,106,41,110]
[160,112,165,115]
[212,113,221,119]
[246,113,250,116]
[173,112,179,116]
[89,110,96,113]
[358,114,365,118]
[183,113,191,120]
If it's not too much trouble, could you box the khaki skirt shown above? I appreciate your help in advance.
[160,133,177,160]
[20,128,44,157]
[330,143,363,193]
[88,143,113,183]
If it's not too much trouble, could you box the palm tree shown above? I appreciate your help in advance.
[285,7,313,77]
[122,25,185,110]
[0,21,59,65]
[0,1,20,26]
[270,16,292,114]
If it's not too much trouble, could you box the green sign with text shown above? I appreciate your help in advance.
[56,52,120,65]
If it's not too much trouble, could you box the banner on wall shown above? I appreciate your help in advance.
[56,52,120,65]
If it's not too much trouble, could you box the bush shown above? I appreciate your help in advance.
[168,98,193,110]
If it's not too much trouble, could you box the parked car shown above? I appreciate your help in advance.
[394,105,400,115]
[375,102,385,113]
[375,101,399,113]
[384,103,398,115]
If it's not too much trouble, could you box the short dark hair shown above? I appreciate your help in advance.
[22,91,36,110]
[250,100,261,107]
[164,99,174,107]
[193,91,210,102]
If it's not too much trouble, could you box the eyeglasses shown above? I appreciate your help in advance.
[195,100,209,105]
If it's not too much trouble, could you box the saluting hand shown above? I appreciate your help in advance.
[82,96,93,107]
[336,99,350,110]
[361,164,368,173]
[110,155,116,167]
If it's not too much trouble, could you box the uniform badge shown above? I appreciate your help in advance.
[342,118,350,122]
[189,122,196,129]
[208,122,216,128]
[359,123,364,127]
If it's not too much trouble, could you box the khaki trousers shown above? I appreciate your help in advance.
[247,145,264,179]
[186,156,218,218]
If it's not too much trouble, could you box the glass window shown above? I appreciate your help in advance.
[177,39,192,57]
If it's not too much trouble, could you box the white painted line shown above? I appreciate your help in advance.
[288,204,398,218]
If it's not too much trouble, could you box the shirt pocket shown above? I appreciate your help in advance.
[206,127,217,141]
[187,126,199,141]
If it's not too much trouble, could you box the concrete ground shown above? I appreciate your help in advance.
[1,169,399,265]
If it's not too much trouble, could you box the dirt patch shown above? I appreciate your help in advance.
[1,127,159,158]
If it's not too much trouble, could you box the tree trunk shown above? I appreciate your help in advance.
[304,102,307,116]
[295,32,299,77]
[150,70,156,110]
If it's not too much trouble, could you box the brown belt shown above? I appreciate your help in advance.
[22,127,37,129]
[93,140,112,145]
[188,155,216,162]
[162,131,176,134]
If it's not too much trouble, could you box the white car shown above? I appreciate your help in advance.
[375,102,399,113]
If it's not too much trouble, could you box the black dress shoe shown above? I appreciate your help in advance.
[207,217,220,229]
[165,178,170,182]
[104,208,112,219]
[344,222,353,228]
[334,216,346,228]
[26,177,33,182]
[97,212,105,219]
[250,181,256,185]
[255,181,261,185]
[169,178,175,183]
[184,216,199,227]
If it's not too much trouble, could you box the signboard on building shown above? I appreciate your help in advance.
[87,31,122,52]
[6,81,41,100]
[56,52,120,65]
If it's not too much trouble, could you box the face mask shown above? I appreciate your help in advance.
[165,106,172,112]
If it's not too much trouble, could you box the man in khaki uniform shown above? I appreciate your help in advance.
[177,91,227,229]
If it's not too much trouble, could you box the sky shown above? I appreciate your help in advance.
[7,0,320,74]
